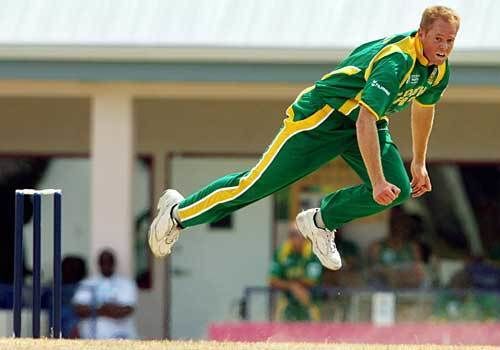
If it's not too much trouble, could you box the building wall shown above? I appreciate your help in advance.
[136,98,500,161]
[135,98,285,154]
[2,96,496,161]
[0,97,90,154]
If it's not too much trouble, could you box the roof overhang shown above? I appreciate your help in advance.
[0,45,499,66]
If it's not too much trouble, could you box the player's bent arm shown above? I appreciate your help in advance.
[298,278,317,289]
[269,277,290,291]
[411,102,435,165]
[98,304,134,319]
[73,304,93,318]
[356,106,385,186]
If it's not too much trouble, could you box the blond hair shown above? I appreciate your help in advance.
[420,5,460,31]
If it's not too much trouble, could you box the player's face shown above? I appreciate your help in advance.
[419,19,458,65]
[289,231,305,252]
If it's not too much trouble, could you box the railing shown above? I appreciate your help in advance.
[240,286,500,322]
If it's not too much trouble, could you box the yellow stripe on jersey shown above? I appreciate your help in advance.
[358,100,382,120]
[321,65,361,80]
[286,85,315,119]
[287,66,361,119]
[434,63,447,86]
[338,91,363,115]
[364,35,417,88]
[413,99,435,108]
[178,105,335,222]
[414,33,429,66]
[278,240,313,263]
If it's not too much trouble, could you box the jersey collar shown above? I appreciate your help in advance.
[414,33,430,66]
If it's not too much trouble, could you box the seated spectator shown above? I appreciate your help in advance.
[367,207,425,288]
[269,223,323,321]
[72,249,138,339]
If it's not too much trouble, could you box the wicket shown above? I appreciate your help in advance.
[13,189,62,338]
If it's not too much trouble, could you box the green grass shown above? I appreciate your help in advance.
[0,339,497,350]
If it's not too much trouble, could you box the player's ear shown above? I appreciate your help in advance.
[418,27,427,40]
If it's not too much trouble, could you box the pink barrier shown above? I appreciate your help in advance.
[208,322,500,345]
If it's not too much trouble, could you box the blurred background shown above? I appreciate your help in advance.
[0,0,499,345]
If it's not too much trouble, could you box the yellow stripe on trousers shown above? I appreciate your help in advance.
[178,105,334,222]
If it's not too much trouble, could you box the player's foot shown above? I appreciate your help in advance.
[148,189,184,258]
[296,208,342,270]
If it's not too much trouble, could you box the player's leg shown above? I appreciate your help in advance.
[296,124,411,271]
[320,126,412,230]
[149,107,356,257]
[175,107,356,227]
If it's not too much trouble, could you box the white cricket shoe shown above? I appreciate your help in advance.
[148,189,184,258]
[296,209,342,270]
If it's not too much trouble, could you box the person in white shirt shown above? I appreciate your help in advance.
[72,249,138,339]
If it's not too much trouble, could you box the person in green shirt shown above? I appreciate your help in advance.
[367,207,425,288]
[148,6,461,273]
[269,224,323,321]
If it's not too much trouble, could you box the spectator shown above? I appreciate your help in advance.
[269,223,323,321]
[72,249,138,339]
[61,255,87,338]
[367,207,425,288]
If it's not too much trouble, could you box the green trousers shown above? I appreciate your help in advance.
[177,105,411,230]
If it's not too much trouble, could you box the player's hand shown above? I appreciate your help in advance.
[288,281,311,305]
[373,180,401,206]
[410,162,432,198]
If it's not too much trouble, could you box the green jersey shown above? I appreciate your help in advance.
[270,241,322,286]
[269,240,323,321]
[287,30,450,122]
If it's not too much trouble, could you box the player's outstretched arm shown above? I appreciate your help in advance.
[410,102,434,197]
[356,106,401,206]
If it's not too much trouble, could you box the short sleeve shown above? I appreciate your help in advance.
[72,279,94,305]
[360,53,411,119]
[415,64,450,106]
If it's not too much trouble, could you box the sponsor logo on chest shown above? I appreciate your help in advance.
[392,86,428,106]
[408,74,420,85]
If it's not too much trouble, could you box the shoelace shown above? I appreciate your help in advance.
[165,217,180,244]
[327,229,338,254]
